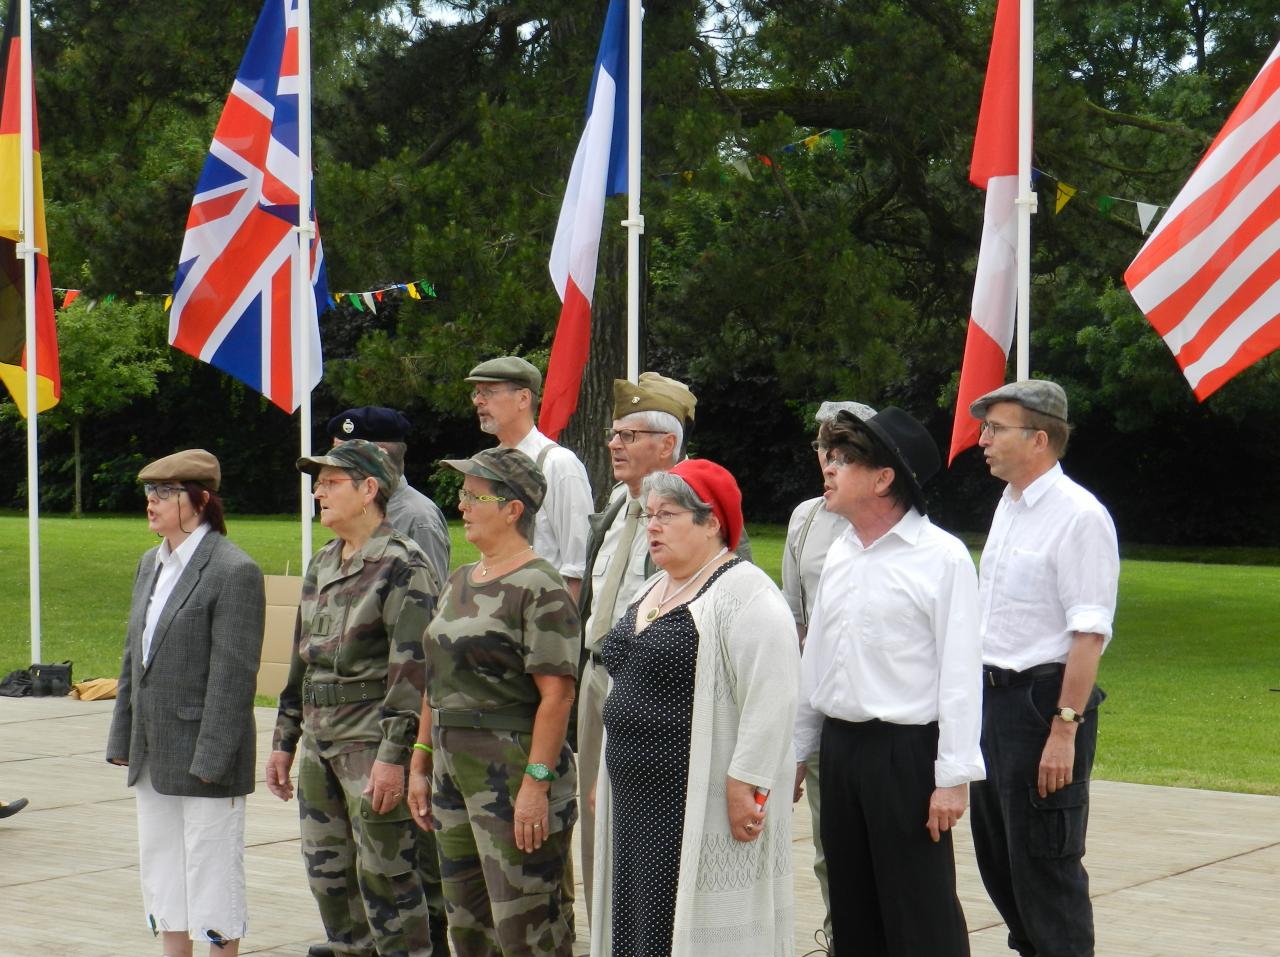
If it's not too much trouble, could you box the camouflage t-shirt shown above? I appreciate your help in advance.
[426,557,580,711]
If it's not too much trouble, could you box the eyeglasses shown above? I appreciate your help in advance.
[604,428,668,445]
[640,508,692,525]
[825,454,856,469]
[313,477,360,493]
[143,483,185,500]
[470,385,521,401]
[457,488,509,505]
[978,421,1036,438]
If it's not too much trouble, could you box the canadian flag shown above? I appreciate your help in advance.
[1125,41,1280,400]
[949,0,1020,463]
[541,0,628,440]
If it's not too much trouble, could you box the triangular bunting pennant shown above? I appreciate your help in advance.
[349,293,364,312]
[361,292,377,313]
[62,290,81,309]
[406,282,421,300]
[1054,182,1077,214]
[829,129,846,153]
[162,294,172,311]
[1135,202,1160,234]
[1098,195,1116,215]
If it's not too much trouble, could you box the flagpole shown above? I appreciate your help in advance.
[296,0,314,572]
[18,0,41,663]
[1014,0,1036,381]
[622,0,642,382]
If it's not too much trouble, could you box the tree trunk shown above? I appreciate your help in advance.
[560,201,631,509]
[73,419,83,519]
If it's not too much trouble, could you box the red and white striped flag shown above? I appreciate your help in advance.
[949,0,1020,463]
[1125,42,1280,400]
[541,0,628,441]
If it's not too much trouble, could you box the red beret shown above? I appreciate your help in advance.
[669,458,743,551]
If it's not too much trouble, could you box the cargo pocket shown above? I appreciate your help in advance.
[1027,781,1089,859]
[357,795,415,878]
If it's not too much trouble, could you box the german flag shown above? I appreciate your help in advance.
[0,0,59,416]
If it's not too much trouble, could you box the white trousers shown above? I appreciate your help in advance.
[135,766,248,943]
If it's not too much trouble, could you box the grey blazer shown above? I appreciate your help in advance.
[106,531,266,797]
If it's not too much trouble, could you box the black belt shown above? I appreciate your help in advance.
[431,707,535,733]
[303,678,386,707]
[983,663,1064,688]
[588,650,605,666]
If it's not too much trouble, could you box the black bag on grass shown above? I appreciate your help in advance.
[29,661,73,697]
[0,669,32,697]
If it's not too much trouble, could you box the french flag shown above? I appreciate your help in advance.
[541,0,628,441]
[949,0,1020,463]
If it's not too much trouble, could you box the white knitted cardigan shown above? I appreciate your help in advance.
[590,560,800,957]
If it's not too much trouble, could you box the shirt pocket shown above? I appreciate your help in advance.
[1002,547,1052,602]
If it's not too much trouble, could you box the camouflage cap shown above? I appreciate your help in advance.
[296,439,402,493]
[441,447,546,512]
[613,372,697,424]
[465,356,542,393]
[969,379,1069,422]
[138,449,221,491]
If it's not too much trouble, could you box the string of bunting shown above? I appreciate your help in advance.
[1032,168,1166,234]
[661,130,1171,237]
[661,128,849,183]
[51,278,438,313]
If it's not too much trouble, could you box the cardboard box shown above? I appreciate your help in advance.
[256,661,292,700]
[258,575,303,701]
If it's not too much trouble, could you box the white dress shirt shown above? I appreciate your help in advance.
[142,523,210,664]
[515,427,594,580]
[793,509,985,787]
[781,496,848,627]
[977,462,1119,671]
[583,484,649,646]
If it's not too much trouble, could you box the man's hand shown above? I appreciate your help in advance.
[1038,721,1078,798]
[363,759,406,814]
[265,750,295,802]
[793,762,807,803]
[926,784,968,843]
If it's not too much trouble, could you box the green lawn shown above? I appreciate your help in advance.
[1,514,1275,795]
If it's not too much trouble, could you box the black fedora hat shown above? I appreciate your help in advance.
[837,406,940,515]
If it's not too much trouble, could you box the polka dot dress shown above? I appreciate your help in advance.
[601,559,740,957]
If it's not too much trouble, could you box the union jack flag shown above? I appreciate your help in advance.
[170,0,327,413]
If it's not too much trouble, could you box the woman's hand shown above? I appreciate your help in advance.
[364,759,406,814]
[727,776,764,843]
[513,779,550,853]
[265,749,295,801]
[408,771,434,831]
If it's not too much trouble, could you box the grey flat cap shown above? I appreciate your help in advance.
[465,356,542,393]
[815,400,877,425]
[970,379,1068,422]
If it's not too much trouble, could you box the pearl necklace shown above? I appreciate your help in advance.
[645,547,729,622]
[478,545,534,578]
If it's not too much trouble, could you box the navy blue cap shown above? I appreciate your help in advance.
[327,407,412,442]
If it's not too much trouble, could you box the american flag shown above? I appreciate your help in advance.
[1125,41,1280,400]
[169,0,326,413]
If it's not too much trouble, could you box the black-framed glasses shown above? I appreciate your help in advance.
[978,421,1036,438]
[457,488,508,505]
[143,483,185,501]
[313,477,360,493]
[604,428,668,445]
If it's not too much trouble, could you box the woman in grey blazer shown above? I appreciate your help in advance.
[106,449,266,957]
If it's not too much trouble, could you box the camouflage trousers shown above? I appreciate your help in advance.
[297,744,433,957]
[432,728,577,957]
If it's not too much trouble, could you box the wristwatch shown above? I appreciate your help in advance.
[1055,706,1085,724]
[524,763,557,782]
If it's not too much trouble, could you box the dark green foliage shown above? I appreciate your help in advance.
[2,1,1279,540]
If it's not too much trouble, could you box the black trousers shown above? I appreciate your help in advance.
[819,718,970,957]
[970,672,1104,957]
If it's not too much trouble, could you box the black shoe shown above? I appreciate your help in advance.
[0,798,28,819]
[306,946,335,957]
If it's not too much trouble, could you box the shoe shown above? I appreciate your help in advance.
[0,798,28,819]
[306,946,335,957]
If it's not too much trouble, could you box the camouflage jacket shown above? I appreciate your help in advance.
[426,557,580,712]
[273,522,435,764]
